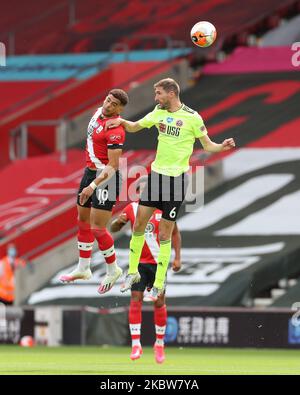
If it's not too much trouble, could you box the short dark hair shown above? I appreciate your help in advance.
[109,89,129,106]
[154,78,180,97]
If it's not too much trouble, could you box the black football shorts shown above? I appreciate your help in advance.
[139,170,188,221]
[77,167,121,211]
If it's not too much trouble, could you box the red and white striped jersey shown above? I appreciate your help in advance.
[85,107,125,170]
[122,202,162,265]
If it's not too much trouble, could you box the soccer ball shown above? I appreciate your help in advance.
[190,21,217,48]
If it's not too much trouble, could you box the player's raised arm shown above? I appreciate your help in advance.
[106,118,143,133]
[199,134,236,153]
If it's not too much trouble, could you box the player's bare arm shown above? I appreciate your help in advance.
[199,134,236,153]
[110,213,128,232]
[79,149,122,206]
[171,222,182,272]
[106,118,143,133]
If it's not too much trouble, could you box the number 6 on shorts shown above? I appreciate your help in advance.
[169,206,177,219]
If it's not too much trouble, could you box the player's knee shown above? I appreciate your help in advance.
[158,230,171,241]
[91,219,108,228]
[154,298,165,308]
[133,219,146,232]
[77,209,90,223]
[91,227,109,241]
[131,293,143,303]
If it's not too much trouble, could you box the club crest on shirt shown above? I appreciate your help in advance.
[145,222,155,234]
[176,120,183,127]
[159,123,166,133]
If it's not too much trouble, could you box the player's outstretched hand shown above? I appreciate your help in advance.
[172,259,182,272]
[105,118,122,130]
[79,186,94,206]
[221,138,236,151]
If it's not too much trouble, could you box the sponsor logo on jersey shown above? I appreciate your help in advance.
[109,134,121,141]
[200,125,206,132]
[159,123,181,137]
[166,117,174,123]
[96,125,104,134]
[87,119,99,136]
[166,125,180,137]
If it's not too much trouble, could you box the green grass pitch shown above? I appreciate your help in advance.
[0,345,300,375]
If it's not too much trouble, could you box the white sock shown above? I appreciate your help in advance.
[77,258,91,271]
[130,323,141,347]
[106,261,117,275]
[77,241,93,271]
[155,325,166,346]
[132,339,141,347]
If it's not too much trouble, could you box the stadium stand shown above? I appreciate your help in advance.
[0,53,186,168]
[271,281,300,307]
[202,46,298,73]
[53,0,300,54]
[1,0,299,56]
[0,0,103,54]
[259,14,300,46]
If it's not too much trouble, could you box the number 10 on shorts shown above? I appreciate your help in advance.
[97,188,108,205]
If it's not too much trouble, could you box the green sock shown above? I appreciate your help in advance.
[128,232,145,274]
[154,240,171,289]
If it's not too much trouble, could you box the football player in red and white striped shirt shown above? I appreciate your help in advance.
[60,89,129,294]
[110,177,181,363]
